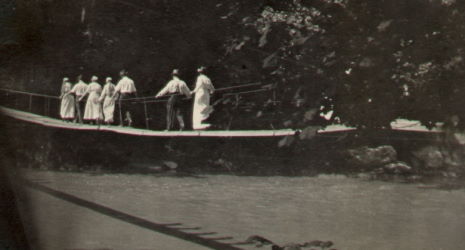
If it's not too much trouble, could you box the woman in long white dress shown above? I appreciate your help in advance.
[80,75,103,124]
[191,67,215,130]
[59,77,75,121]
[99,77,116,124]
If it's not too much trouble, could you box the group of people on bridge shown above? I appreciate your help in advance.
[59,67,215,130]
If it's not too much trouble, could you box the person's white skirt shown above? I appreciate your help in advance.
[60,94,75,119]
[83,92,103,121]
[192,89,213,130]
[102,96,115,123]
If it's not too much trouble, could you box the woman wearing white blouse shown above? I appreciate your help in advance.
[99,77,116,124]
[80,75,103,124]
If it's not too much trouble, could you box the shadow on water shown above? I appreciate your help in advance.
[22,179,243,250]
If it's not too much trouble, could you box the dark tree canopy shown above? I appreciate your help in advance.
[2,0,465,129]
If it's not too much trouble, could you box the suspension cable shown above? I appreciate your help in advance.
[122,81,263,101]
[0,88,60,99]
[0,81,270,104]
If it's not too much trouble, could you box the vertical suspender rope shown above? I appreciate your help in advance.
[44,97,47,116]
[0,83,268,129]
[47,98,50,117]
[28,95,32,111]
[143,101,149,129]
[14,93,19,108]
[118,94,123,126]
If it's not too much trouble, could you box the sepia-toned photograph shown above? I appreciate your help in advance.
[1,0,465,249]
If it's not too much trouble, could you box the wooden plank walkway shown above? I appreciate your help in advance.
[0,106,297,137]
[317,119,443,133]
[0,106,441,137]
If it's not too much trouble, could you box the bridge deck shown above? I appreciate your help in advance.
[0,106,441,137]
[0,106,298,137]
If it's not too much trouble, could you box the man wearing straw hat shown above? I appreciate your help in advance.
[70,74,88,123]
[155,69,191,131]
[113,69,137,126]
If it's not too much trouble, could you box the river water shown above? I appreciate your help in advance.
[15,169,465,250]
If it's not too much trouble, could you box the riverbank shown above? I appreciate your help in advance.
[2,117,465,182]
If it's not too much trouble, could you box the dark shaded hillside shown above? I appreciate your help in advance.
[2,0,465,130]
[4,0,256,90]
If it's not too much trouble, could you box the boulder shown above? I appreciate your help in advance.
[383,161,413,175]
[412,145,444,169]
[453,133,465,145]
[347,145,397,167]
[163,161,178,170]
[213,158,235,171]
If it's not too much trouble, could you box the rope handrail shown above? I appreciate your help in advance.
[0,81,271,103]
[122,81,264,101]
[141,87,272,104]
[1,83,276,130]
[223,88,269,97]
[215,82,264,92]
[0,88,60,99]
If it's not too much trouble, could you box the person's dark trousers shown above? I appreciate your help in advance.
[118,93,136,126]
[74,95,85,123]
[166,95,185,130]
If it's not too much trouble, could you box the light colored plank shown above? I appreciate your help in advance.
[0,106,297,137]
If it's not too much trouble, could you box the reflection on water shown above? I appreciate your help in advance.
[18,169,465,250]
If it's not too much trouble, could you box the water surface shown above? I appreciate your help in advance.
[16,170,465,250]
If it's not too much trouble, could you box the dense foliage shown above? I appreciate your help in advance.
[2,0,465,129]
